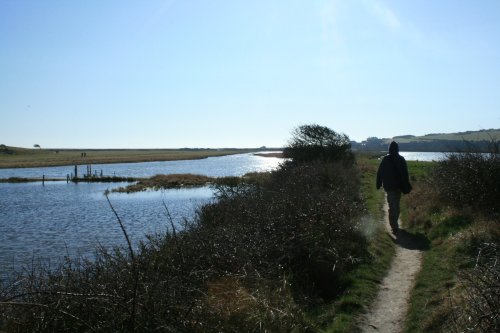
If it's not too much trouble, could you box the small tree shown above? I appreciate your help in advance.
[33,144,41,149]
[283,124,352,162]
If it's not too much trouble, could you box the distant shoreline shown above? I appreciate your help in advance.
[253,152,284,158]
[0,148,267,169]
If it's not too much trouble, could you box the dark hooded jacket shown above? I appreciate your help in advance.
[376,142,410,191]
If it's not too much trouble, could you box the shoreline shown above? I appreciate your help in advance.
[0,176,141,184]
[0,148,266,169]
[0,150,285,184]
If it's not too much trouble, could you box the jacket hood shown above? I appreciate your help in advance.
[389,141,399,155]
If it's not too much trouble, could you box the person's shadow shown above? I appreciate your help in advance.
[393,229,430,251]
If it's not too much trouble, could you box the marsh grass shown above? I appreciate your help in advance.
[0,177,44,183]
[113,174,214,193]
[112,173,266,193]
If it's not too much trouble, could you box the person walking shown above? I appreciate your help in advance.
[376,141,412,234]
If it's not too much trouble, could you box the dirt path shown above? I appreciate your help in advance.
[359,201,423,333]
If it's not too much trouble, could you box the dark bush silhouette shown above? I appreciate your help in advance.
[283,124,352,162]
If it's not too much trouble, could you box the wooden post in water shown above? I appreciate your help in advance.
[86,164,92,179]
[74,165,78,180]
[42,175,45,186]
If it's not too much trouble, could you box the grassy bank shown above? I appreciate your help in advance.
[402,153,499,332]
[0,147,259,169]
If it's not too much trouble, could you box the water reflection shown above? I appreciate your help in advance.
[0,182,214,279]
[0,153,284,280]
[0,152,284,179]
[399,151,448,161]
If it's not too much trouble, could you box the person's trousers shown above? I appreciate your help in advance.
[386,190,402,230]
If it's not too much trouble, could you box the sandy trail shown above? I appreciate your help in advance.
[359,200,423,333]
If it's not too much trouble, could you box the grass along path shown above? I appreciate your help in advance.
[359,199,423,333]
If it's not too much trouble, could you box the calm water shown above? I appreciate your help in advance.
[0,152,283,179]
[399,151,448,161]
[0,153,284,280]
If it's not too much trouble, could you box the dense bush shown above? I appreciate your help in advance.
[200,160,366,299]
[433,152,500,218]
[0,158,367,332]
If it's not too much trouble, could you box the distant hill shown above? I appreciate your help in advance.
[353,128,500,152]
[393,129,500,143]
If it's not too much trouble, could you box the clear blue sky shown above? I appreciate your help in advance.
[1,1,499,148]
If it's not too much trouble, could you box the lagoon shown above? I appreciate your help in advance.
[0,153,283,280]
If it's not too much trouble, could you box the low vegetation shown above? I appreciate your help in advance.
[112,174,214,193]
[403,151,499,333]
[0,177,46,183]
[112,173,268,193]
[0,125,395,332]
